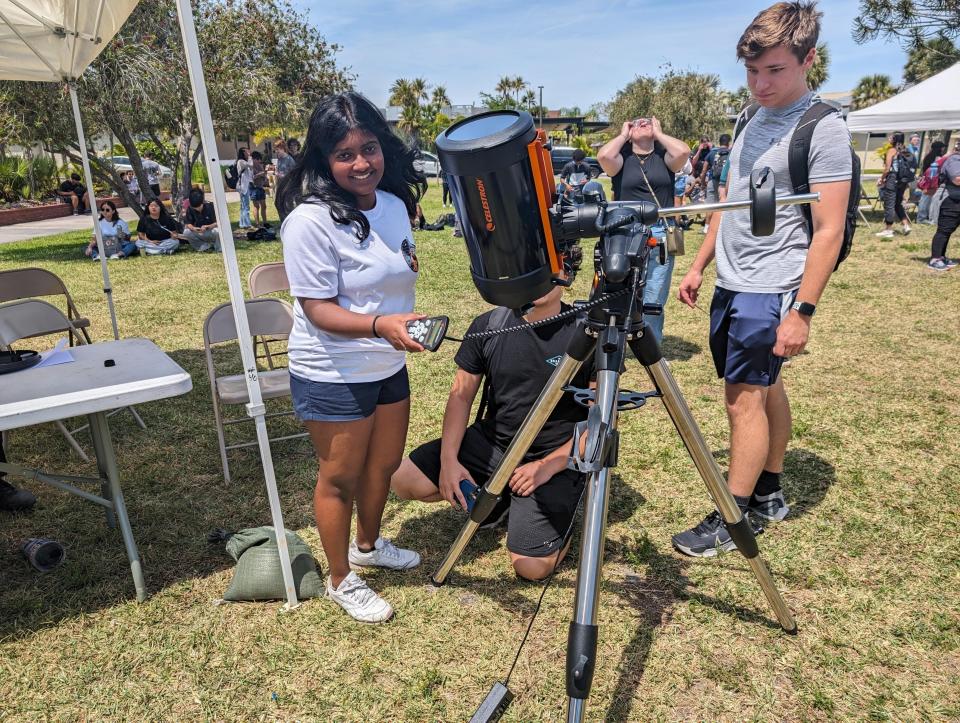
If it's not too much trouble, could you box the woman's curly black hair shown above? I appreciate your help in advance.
[275,91,427,240]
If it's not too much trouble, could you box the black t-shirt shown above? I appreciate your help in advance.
[186,201,216,227]
[561,161,592,184]
[454,304,595,458]
[59,180,85,195]
[611,142,674,208]
[137,214,181,240]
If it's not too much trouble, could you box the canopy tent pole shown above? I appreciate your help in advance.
[68,82,119,340]
[173,0,298,609]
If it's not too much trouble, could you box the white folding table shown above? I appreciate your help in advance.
[0,338,192,601]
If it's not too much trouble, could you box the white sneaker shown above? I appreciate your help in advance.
[326,571,393,623]
[108,253,122,260]
[875,229,894,238]
[348,536,420,570]
[897,225,912,235]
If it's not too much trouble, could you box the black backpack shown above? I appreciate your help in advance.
[734,100,861,270]
[224,163,239,190]
[893,150,917,183]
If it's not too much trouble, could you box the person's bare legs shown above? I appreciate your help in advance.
[763,376,791,474]
[306,416,375,588]
[390,457,442,502]
[355,398,409,549]
[724,382,771,498]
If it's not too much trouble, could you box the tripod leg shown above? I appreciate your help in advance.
[565,365,621,723]
[431,326,595,586]
[629,331,797,633]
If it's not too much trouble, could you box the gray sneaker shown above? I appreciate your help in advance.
[748,489,790,523]
[928,257,951,271]
[671,509,764,558]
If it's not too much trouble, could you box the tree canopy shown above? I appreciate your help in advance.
[853,0,960,48]
[607,70,726,143]
[0,0,351,215]
[851,74,897,110]
[903,35,960,83]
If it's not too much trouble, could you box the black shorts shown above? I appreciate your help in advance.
[408,424,584,558]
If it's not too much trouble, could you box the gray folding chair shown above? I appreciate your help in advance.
[0,299,91,461]
[203,298,308,484]
[247,262,291,370]
[0,267,92,344]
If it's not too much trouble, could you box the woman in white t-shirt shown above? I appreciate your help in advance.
[277,92,428,623]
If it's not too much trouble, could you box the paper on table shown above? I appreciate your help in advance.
[35,338,75,368]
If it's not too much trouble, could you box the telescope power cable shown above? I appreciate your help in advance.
[478,482,588,715]
[444,287,632,343]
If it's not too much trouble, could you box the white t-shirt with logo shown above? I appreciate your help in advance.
[281,190,418,383]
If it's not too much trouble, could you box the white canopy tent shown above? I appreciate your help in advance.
[0,0,299,607]
[846,63,960,133]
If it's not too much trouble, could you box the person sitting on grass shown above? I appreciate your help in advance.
[84,200,136,260]
[390,273,594,581]
[58,173,90,215]
[180,188,220,252]
[135,199,182,255]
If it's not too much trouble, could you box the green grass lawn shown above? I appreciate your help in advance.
[1,181,959,721]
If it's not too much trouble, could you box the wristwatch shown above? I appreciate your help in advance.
[791,301,816,317]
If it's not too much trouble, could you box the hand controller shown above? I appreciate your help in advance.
[406,315,449,352]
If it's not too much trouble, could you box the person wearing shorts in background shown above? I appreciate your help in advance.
[673,1,852,556]
[391,275,594,581]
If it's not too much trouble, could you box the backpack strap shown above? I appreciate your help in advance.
[788,101,841,238]
[732,102,761,144]
[473,306,517,424]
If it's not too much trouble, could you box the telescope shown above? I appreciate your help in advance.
[435,110,815,310]
[434,110,816,723]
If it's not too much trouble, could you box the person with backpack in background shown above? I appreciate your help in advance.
[702,134,732,235]
[673,1,853,557]
[236,148,253,229]
[875,132,915,238]
[916,141,946,224]
[928,139,960,271]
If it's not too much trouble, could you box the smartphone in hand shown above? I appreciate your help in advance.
[459,479,479,513]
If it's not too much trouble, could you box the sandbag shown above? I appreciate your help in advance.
[223,526,323,602]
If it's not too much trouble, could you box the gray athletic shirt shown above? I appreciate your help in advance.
[716,92,852,293]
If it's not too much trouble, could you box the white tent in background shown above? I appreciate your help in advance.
[846,63,960,132]
[0,0,300,608]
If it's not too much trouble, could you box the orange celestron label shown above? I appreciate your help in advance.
[475,178,495,231]
[526,133,562,274]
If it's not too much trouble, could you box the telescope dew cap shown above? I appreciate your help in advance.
[436,111,538,176]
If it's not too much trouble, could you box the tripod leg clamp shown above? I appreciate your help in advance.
[566,622,598,699]
[469,488,502,524]
[726,516,760,559]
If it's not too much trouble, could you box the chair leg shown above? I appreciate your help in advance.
[263,338,275,370]
[127,405,148,430]
[55,420,90,462]
[211,399,232,485]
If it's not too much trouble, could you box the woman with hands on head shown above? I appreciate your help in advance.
[277,91,428,623]
[597,116,691,343]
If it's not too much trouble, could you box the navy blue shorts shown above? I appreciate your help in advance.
[290,366,409,422]
[709,287,796,386]
[249,187,267,202]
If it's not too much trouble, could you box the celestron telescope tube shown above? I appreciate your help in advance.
[435,110,563,310]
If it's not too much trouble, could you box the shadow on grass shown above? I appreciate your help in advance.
[0,346,315,640]
[709,447,835,519]
[0,238,88,264]
[660,334,702,362]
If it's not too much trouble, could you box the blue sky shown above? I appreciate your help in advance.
[293,0,907,110]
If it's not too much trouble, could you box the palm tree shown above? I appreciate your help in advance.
[430,85,451,112]
[806,42,830,92]
[512,75,529,105]
[521,89,537,111]
[851,74,897,110]
[397,104,425,147]
[389,78,414,108]
[495,76,513,103]
[409,77,429,105]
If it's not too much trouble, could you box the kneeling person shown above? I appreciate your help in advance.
[392,281,593,581]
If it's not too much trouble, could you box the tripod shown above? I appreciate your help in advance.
[432,201,800,722]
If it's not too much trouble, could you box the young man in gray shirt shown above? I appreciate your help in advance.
[673,1,852,556]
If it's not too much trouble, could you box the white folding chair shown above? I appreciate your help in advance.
[203,298,308,483]
[247,262,291,369]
